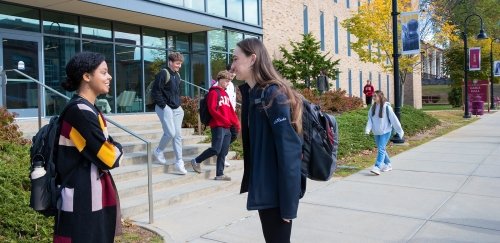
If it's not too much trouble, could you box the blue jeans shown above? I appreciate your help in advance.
[194,127,231,176]
[155,105,184,161]
[374,132,392,168]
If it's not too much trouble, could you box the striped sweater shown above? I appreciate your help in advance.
[54,95,123,243]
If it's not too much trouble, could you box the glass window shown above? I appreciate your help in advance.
[303,5,308,34]
[143,27,166,48]
[334,16,339,54]
[208,30,227,52]
[359,70,363,98]
[244,34,259,39]
[168,32,189,52]
[185,0,205,11]
[192,53,207,90]
[115,45,142,113]
[210,52,227,80]
[114,22,141,45]
[82,41,115,112]
[346,0,350,8]
[320,12,325,51]
[0,2,40,32]
[227,0,243,21]
[144,48,166,111]
[347,31,351,56]
[178,53,191,96]
[43,11,78,37]
[44,36,80,115]
[378,72,382,90]
[207,0,226,17]
[192,32,207,52]
[348,69,352,96]
[336,70,340,89]
[228,31,243,53]
[386,75,390,100]
[81,17,112,41]
[244,0,259,25]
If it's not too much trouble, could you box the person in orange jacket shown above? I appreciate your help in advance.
[191,70,240,180]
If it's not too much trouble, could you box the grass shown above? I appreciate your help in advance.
[422,85,450,96]
[422,104,461,111]
[334,110,478,177]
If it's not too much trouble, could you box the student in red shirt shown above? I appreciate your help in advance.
[191,70,240,180]
[363,80,375,105]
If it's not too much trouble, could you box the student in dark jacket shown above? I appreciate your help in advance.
[232,38,303,243]
[191,70,240,180]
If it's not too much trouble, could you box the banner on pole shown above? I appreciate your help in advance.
[494,61,500,77]
[401,11,420,55]
[469,47,481,71]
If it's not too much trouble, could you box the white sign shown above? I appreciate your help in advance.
[401,11,420,55]
[494,61,500,77]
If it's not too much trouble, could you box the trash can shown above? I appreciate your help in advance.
[471,95,484,116]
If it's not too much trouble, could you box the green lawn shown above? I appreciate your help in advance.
[422,104,461,111]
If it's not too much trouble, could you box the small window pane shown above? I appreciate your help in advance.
[0,2,40,32]
[115,45,143,113]
[192,32,207,52]
[208,30,226,52]
[114,22,141,45]
[143,27,166,48]
[185,0,205,11]
[210,52,227,80]
[207,0,226,17]
[228,31,243,53]
[81,17,112,41]
[168,32,189,52]
[144,48,166,111]
[244,0,259,25]
[43,10,78,37]
[227,0,243,21]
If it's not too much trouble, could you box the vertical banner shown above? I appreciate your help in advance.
[401,11,420,55]
[494,61,500,77]
[469,47,481,71]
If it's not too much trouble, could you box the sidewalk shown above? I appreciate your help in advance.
[142,111,500,242]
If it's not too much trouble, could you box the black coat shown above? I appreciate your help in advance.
[151,67,181,109]
[239,84,302,219]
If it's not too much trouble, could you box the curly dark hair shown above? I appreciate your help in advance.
[62,52,106,92]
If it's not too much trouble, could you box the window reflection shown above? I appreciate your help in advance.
[43,11,78,37]
[244,0,259,25]
[207,0,225,17]
[227,0,243,21]
[114,22,141,45]
[0,3,40,32]
[81,17,112,41]
[143,27,166,48]
[83,41,115,112]
[144,48,166,111]
[115,45,143,113]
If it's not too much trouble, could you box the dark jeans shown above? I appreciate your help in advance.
[366,96,373,105]
[194,127,231,176]
[258,208,292,243]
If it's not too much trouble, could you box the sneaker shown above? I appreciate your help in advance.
[174,160,187,175]
[191,159,202,173]
[381,164,393,172]
[225,161,231,167]
[154,148,167,165]
[214,175,231,181]
[370,166,381,175]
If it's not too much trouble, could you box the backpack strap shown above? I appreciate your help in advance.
[162,68,171,86]
[253,85,270,118]
[214,89,221,111]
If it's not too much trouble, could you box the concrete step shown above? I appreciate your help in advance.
[113,151,237,181]
[120,136,206,154]
[121,144,212,166]
[118,160,243,218]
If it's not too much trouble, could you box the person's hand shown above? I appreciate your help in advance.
[282,218,291,223]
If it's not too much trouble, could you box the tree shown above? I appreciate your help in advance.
[273,33,340,89]
[341,0,423,104]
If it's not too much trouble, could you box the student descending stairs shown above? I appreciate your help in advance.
[17,113,243,222]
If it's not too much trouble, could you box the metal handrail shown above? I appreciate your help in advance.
[1,69,155,224]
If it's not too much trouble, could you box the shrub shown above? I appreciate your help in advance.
[0,121,53,242]
[0,107,30,145]
[448,86,462,108]
[181,96,201,131]
[299,88,364,113]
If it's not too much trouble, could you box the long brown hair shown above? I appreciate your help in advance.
[236,38,303,134]
[371,90,387,118]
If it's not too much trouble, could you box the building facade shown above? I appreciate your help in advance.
[0,0,261,117]
[262,0,394,103]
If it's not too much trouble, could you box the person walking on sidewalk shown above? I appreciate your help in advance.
[316,69,329,95]
[365,90,404,175]
[151,52,187,175]
[232,38,303,243]
[191,71,240,180]
[363,80,375,105]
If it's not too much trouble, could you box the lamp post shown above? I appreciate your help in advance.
[462,14,488,119]
[490,37,499,110]
[390,0,404,144]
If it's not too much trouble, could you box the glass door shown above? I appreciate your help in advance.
[0,32,42,117]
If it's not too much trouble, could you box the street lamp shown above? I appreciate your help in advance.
[462,14,488,118]
[390,0,404,144]
[490,37,499,110]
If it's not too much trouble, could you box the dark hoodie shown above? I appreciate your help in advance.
[151,67,181,109]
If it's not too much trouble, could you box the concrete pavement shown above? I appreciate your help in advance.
[138,111,500,242]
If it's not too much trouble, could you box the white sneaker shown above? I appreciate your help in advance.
[381,164,393,172]
[370,166,381,175]
[154,148,167,164]
[175,160,187,175]
[225,161,230,167]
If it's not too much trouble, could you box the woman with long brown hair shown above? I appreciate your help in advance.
[365,90,404,175]
[232,38,303,243]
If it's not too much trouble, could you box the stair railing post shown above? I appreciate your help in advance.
[197,86,202,135]
[146,141,154,224]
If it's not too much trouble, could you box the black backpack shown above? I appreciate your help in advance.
[199,89,221,126]
[29,98,81,217]
[258,86,338,181]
